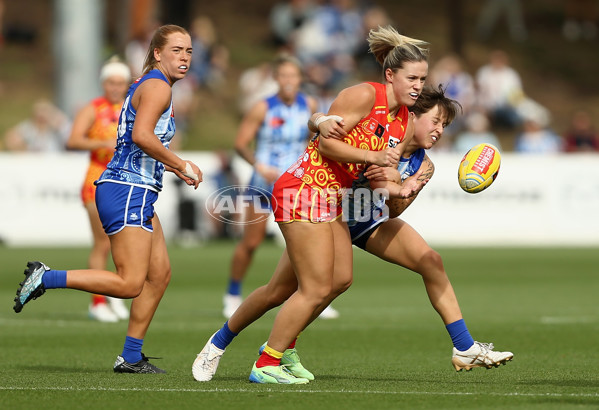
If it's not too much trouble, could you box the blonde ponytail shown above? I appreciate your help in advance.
[367,26,429,71]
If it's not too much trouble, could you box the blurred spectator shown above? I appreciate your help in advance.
[293,0,365,90]
[514,113,562,154]
[173,16,229,146]
[269,0,317,48]
[189,15,217,87]
[476,0,527,42]
[3,99,71,152]
[237,62,279,114]
[355,5,392,77]
[170,77,196,148]
[125,19,160,78]
[430,54,476,114]
[562,0,598,41]
[429,54,475,136]
[304,62,338,114]
[208,44,230,90]
[453,111,502,153]
[475,49,525,129]
[188,15,230,91]
[563,110,599,152]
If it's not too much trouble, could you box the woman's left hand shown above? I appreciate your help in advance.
[396,169,428,198]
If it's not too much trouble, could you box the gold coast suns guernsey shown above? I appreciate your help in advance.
[273,82,409,222]
[81,96,122,204]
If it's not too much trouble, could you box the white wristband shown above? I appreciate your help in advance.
[314,114,344,128]
[182,162,199,181]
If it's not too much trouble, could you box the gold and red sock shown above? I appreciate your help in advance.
[256,344,283,368]
[92,294,107,306]
[288,337,297,349]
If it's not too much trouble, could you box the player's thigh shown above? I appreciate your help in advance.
[85,202,110,247]
[279,221,335,291]
[109,226,152,284]
[146,214,171,283]
[331,219,353,286]
[365,218,431,271]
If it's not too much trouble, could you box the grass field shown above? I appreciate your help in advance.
[1,241,598,409]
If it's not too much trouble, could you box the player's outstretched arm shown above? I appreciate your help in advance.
[372,155,434,217]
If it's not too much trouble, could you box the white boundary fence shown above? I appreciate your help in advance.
[1,152,598,247]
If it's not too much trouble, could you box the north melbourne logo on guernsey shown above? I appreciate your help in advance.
[205,185,276,225]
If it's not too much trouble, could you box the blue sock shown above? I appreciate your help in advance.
[446,319,474,351]
[41,270,67,289]
[121,336,143,363]
[211,321,238,350]
[227,280,241,296]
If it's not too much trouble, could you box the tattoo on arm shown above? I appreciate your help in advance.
[386,156,434,218]
[419,156,434,181]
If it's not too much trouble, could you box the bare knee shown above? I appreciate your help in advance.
[300,284,334,307]
[114,266,172,298]
[118,281,145,298]
[417,249,446,278]
[331,277,353,297]
[151,266,172,292]
[239,237,263,255]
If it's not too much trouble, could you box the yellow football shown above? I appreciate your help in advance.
[458,143,501,193]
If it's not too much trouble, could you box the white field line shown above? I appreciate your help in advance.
[0,386,598,398]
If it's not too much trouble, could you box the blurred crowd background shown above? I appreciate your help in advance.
[1,0,598,155]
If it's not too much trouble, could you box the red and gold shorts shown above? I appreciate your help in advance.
[271,171,344,223]
[81,162,107,204]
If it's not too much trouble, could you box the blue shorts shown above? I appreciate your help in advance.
[95,182,158,235]
[349,218,387,250]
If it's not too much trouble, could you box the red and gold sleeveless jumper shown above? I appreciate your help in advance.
[272,82,409,223]
[81,97,121,204]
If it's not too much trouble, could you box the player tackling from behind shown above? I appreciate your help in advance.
[192,86,513,383]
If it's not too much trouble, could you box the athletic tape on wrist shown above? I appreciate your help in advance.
[183,162,199,181]
[314,114,344,128]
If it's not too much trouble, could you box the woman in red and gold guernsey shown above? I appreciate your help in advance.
[242,26,428,384]
[66,57,131,323]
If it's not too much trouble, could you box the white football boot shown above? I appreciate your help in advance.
[89,303,119,323]
[107,297,130,320]
[222,294,242,319]
[318,304,340,319]
[452,341,514,371]
[192,332,225,382]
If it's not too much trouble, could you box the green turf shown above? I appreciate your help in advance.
[1,242,598,409]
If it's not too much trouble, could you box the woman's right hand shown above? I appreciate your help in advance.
[368,147,401,168]
[176,160,202,189]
